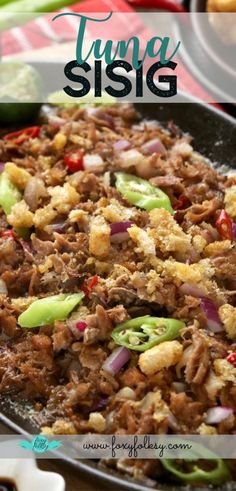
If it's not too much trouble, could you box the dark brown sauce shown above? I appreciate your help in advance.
[0,480,17,491]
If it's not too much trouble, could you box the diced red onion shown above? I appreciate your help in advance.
[75,321,87,332]
[92,396,109,411]
[132,121,159,132]
[111,232,130,244]
[24,177,47,212]
[0,163,5,174]
[144,120,159,130]
[110,221,133,244]
[200,297,224,333]
[113,139,131,153]
[0,279,7,294]
[83,154,104,172]
[172,141,193,158]
[119,149,143,168]
[172,382,186,393]
[85,107,101,119]
[48,115,66,127]
[85,108,114,128]
[202,227,219,244]
[183,247,198,265]
[110,221,133,236]
[102,346,131,375]
[48,221,67,234]
[167,412,180,431]
[205,406,233,424]
[141,138,166,156]
[179,282,206,298]
[187,246,199,263]
[18,239,34,262]
[103,113,114,129]
[232,223,236,240]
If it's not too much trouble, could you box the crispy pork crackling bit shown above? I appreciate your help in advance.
[219,304,236,340]
[138,340,183,375]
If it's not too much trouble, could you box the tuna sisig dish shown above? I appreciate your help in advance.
[0,102,235,487]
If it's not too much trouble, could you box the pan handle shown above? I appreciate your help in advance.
[127,0,187,13]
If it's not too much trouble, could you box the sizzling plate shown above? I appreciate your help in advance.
[0,62,236,491]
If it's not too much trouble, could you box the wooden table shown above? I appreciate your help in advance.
[0,422,125,490]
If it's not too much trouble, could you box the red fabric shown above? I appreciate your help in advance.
[2,0,213,102]
[71,0,134,11]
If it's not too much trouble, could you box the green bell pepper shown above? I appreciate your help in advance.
[111,316,185,352]
[162,458,230,485]
[115,172,173,214]
[0,169,21,215]
[18,292,84,328]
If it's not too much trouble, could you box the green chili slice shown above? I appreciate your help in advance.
[0,169,21,215]
[115,172,173,214]
[18,292,84,328]
[111,316,185,351]
[162,458,230,485]
[0,169,29,238]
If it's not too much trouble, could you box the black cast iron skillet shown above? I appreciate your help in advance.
[0,61,236,491]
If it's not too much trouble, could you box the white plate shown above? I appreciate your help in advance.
[0,458,65,491]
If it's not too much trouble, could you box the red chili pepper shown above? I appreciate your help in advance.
[215,210,233,240]
[3,126,40,145]
[82,275,98,296]
[127,0,186,13]
[226,352,236,367]
[174,194,191,211]
[0,230,16,239]
[64,150,84,173]
[76,321,87,332]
